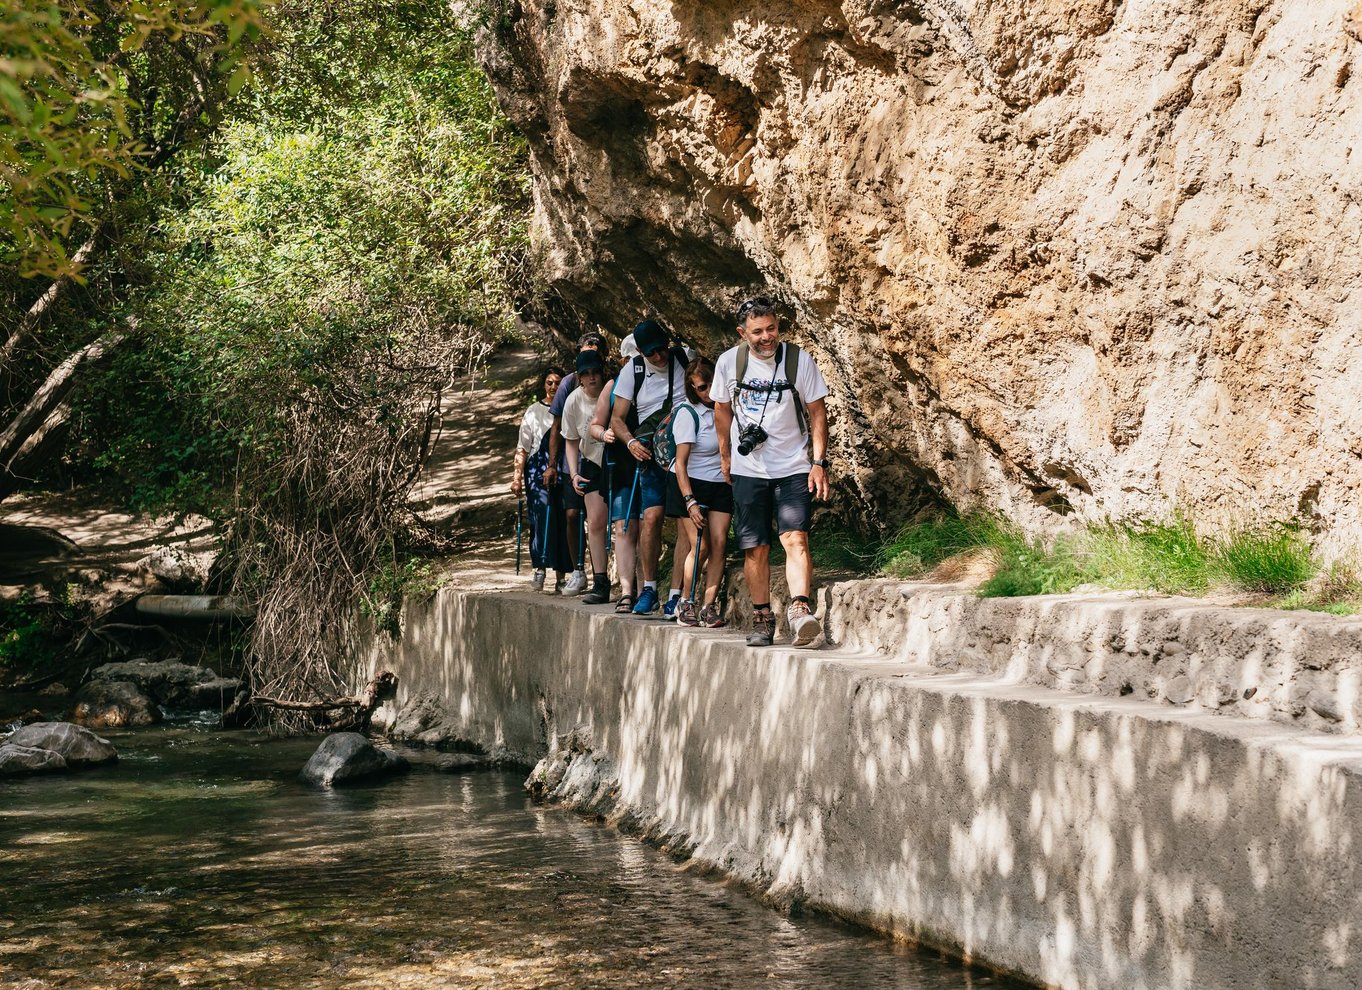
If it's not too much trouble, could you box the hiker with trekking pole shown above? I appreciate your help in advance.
[656,355,732,628]
[605,319,691,617]
[512,366,572,592]
[562,349,613,605]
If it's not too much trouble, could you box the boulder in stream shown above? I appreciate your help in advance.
[73,679,162,728]
[89,660,241,710]
[5,722,117,768]
[300,732,409,787]
[0,744,68,777]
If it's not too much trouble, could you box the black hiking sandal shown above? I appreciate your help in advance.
[745,607,776,647]
[614,594,635,614]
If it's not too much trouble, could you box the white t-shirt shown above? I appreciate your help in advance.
[669,402,724,483]
[612,354,688,425]
[517,401,553,455]
[561,385,605,468]
[711,342,828,479]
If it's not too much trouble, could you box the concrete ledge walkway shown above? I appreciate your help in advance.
[366,583,1362,990]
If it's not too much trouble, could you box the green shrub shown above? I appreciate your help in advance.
[1084,516,1211,595]
[978,524,1088,598]
[877,512,988,578]
[0,593,62,681]
[1214,524,1318,594]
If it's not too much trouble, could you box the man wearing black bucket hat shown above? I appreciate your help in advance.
[608,319,689,616]
[712,297,830,648]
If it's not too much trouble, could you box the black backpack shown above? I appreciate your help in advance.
[607,346,688,461]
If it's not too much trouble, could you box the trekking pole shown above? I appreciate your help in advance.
[542,489,553,571]
[605,454,614,552]
[689,508,704,604]
[515,497,524,575]
[622,461,642,534]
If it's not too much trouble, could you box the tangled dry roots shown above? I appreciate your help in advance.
[226,329,491,733]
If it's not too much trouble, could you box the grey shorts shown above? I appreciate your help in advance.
[730,473,811,549]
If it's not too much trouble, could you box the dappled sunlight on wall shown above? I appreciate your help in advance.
[366,587,1362,989]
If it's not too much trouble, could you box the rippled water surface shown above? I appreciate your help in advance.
[1,724,1023,989]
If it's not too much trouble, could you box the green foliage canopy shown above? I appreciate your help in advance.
[1,0,268,278]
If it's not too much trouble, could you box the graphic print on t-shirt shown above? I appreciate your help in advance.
[734,373,789,429]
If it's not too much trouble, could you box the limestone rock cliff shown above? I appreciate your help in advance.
[478,0,1362,553]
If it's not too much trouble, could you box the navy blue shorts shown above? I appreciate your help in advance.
[730,473,811,549]
[608,458,667,521]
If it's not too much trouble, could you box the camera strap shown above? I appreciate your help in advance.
[734,342,806,435]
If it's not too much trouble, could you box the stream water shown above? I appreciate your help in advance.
[1,720,1024,989]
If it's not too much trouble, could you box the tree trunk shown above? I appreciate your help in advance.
[0,328,128,500]
[0,230,101,392]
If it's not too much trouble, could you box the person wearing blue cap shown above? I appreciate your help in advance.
[607,319,689,616]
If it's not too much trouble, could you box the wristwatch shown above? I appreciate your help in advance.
[811,458,829,469]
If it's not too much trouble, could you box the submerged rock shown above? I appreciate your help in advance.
[89,660,241,710]
[6,722,117,768]
[0,744,68,776]
[73,680,162,729]
[300,732,409,787]
[433,752,491,773]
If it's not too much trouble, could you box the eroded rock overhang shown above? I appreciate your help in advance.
[475,0,1362,555]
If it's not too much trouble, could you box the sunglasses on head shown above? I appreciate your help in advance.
[736,296,775,320]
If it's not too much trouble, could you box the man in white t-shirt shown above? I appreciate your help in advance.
[609,319,689,616]
[712,297,830,647]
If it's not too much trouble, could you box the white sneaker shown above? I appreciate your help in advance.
[531,568,546,591]
[562,570,587,596]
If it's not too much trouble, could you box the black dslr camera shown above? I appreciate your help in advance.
[736,422,768,456]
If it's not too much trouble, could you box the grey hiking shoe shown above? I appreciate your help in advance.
[531,568,546,592]
[787,600,821,647]
[698,602,725,628]
[675,599,699,627]
[746,608,776,647]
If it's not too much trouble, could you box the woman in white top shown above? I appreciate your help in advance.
[665,356,734,627]
[512,366,567,591]
[562,350,612,604]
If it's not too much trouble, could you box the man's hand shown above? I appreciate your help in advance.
[808,464,829,500]
[627,438,650,462]
[542,465,558,487]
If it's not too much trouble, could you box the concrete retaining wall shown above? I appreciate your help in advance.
[823,581,1362,735]
[367,584,1362,990]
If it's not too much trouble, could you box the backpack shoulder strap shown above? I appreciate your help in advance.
[782,343,807,435]
[735,343,750,390]
[632,356,646,398]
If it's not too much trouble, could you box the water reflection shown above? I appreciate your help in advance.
[1,727,1022,989]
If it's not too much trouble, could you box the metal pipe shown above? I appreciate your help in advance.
[134,595,254,620]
